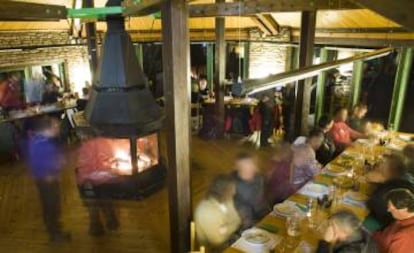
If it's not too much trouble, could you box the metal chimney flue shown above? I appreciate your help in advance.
[85,0,163,138]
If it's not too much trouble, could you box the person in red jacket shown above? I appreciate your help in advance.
[328,107,366,152]
[373,187,414,253]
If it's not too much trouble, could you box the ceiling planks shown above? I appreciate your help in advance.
[351,0,414,30]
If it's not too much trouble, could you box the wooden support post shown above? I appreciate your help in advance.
[351,60,363,107]
[206,43,214,91]
[84,0,99,84]
[161,1,191,252]
[295,11,316,136]
[315,48,328,123]
[214,0,226,138]
[243,41,249,79]
[388,47,413,130]
[135,43,144,69]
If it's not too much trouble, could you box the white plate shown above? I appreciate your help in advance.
[273,202,298,216]
[242,229,270,245]
[299,183,329,198]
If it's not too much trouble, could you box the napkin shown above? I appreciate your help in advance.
[232,228,281,253]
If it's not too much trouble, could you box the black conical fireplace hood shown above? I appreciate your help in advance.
[85,0,163,138]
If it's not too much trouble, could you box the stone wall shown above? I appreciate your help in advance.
[0,31,91,93]
[248,28,291,79]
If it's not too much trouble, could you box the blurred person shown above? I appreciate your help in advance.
[366,154,409,228]
[198,75,210,97]
[273,90,284,132]
[329,107,366,152]
[316,115,336,165]
[267,142,296,204]
[76,87,90,111]
[373,187,414,253]
[291,130,324,188]
[27,116,70,242]
[42,82,61,104]
[316,210,378,253]
[194,174,241,250]
[258,92,274,147]
[77,129,120,236]
[365,153,406,184]
[231,152,268,229]
[348,104,368,132]
[402,144,414,184]
[25,72,45,104]
[0,73,24,109]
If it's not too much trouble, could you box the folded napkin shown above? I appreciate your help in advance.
[232,228,281,253]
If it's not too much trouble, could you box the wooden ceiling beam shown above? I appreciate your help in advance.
[0,1,67,21]
[250,16,270,36]
[122,0,165,16]
[189,0,359,18]
[350,0,414,31]
[256,14,279,35]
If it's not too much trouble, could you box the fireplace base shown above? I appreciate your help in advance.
[77,164,166,200]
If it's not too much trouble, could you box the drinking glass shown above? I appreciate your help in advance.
[286,213,302,237]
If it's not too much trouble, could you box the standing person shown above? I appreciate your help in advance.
[231,152,268,229]
[373,187,414,253]
[329,107,366,153]
[198,75,210,97]
[194,174,241,251]
[316,115,336,165]
[42,83,61,104]
[77,130,120,236]
[258,92,274,147]
[316,210,378,253]
[27,116,70,242]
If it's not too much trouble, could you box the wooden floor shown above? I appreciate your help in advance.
[0,136,272,253]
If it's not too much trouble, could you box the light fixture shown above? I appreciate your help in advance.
[244,47,393,95]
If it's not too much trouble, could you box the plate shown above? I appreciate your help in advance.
[242,230,270,245]
[333,176,354,189]
[326,164,347,174]
[344,191,367,201]
[273,203,298,216]
[398,134,412,142]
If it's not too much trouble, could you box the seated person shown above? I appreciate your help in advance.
[403,144,414,184]
[317,210,378,253]
[194,174,241,250]
[76,87,90,111]
[267,142,296,204]
[291,130,324,188]
[198,75,210,97]
[348,104,368,132]
[366,154,408,228]
[316,115,336,165]
[231,152,268,229]
[373,187,414,253]
[329,107,366,152]
[365,153,406,184]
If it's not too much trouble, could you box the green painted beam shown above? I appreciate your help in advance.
[388,47,413,130]
[351,59,363,107]
[206,43,214,90]
[315,48,328,123]
[243,41,250,79]
[135,44,144,69]
[67,6,123,19]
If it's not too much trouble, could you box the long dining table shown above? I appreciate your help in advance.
[224,132,413,253]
